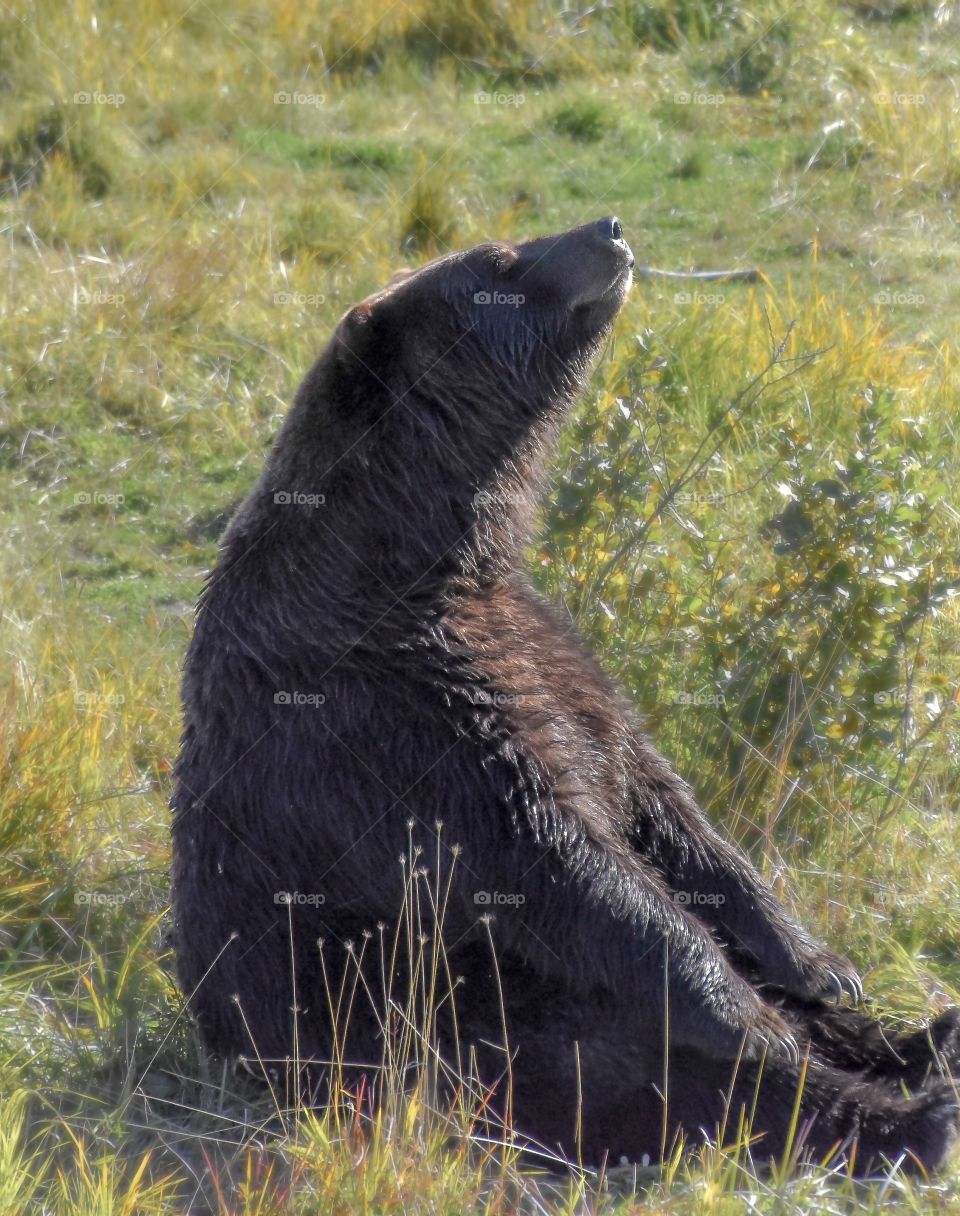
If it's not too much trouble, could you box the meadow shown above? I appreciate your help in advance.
[1,0,959,1210]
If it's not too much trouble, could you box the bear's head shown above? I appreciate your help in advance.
[331,216,633,446]
[233,219,633,615]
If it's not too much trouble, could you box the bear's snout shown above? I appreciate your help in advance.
[594,215,634,267]
[512,216,634,313]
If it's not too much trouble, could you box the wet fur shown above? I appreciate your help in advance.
[172,223,959,1176]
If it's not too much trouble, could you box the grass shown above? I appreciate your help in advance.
[1,0,960,1209]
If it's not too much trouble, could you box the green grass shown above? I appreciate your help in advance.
[2,0,960,1209]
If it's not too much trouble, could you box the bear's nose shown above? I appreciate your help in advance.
[595,216,634,267]
[597,216,622,243]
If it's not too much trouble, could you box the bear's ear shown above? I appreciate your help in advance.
[335,267,413,363]
[332,288,403,396]
[337,292,387,353]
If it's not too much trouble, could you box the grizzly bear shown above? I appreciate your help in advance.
[172,218,960,1175]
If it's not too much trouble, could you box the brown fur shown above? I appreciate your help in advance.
[172,219,959,1175]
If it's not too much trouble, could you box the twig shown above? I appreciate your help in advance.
[635,266,761,283]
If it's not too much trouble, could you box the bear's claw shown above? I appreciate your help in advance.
[826,968,864,1005]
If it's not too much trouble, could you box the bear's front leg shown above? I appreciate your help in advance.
[450,814,804,1069]
[624,737,863,1005]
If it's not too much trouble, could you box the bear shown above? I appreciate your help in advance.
[171,217,960,1176]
